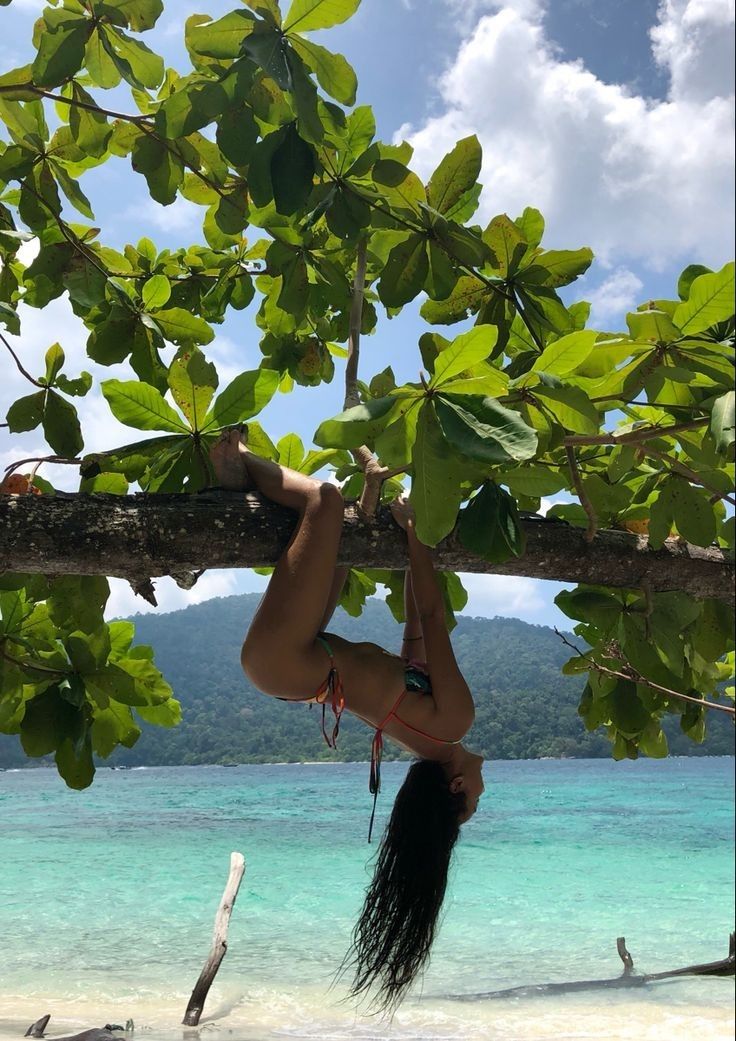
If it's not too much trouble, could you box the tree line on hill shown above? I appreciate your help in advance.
[1,593,732,770]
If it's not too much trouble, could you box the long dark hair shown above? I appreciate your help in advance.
[345,758,466,1011]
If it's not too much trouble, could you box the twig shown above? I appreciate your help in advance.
[0,647,68,678]
[563,419,708,448]
[565,445,597,542]
[0,84,152,125]
[1,332,44,388]
[554,629,736,717]
[4,456,81,478]
[645,447,736,507]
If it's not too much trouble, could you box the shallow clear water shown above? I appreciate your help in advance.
[0,758,733,1041]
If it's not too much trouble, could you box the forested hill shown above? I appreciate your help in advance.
[1,595,733,769]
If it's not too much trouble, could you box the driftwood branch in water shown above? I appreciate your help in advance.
[1,492,733,605]
[183,851,246,1027]
[453,933,736,1000]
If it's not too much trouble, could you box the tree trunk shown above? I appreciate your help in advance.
[0,492,732,604]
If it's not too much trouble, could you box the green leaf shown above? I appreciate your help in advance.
[243,28,292,91]
[531,331,597,377]
[205,368,280,428]
[31,13,91,88]
[313,395,398,448]
[67,83,111,158]
[626,309,681,343]
[436,394,538,465]
[411,403,464,546]
[130,133,184,206]
[187,10,256,59]
[420,275,486,326]
[458,481,525,562]
[532,385,601,435]
[101,379,187,433]
[271,124,315,215]
[43,391,83,456]
[101,24,164,90]
[430,326,498,388]
[514,207,544,249]
[518,248,594,288]
[48,576,109,635]
[710,391,735,455]
[150,307,214,347]
[142,274,171,310]
[426,135,482,217]
[670,479,717,547]
[291,37,357,105]
[65,626,111,675]
[284,0,361,33]
[104,0,165,31]
[673,261,735,334]
[503,466,567,497]
[483,214,525,276]
[378,233,428,308]
[91,701,141,757]
[677,264,711,301]
[167,347,218,431]
[6,391,45,433]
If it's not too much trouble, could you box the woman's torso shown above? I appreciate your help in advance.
[321,632,451,759]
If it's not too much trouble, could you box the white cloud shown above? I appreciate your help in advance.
[586,267,644,326]
[400,1,735,269]
[651,0,736,102]
[106,569,252,620]
[458,572,548,621]
[129,196,201,234]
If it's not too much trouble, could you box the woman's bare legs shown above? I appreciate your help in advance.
[210,430,344,698]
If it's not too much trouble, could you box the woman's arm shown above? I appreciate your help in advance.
[401,570,427,662]
[391,498,475,738]
[319,566,350,632]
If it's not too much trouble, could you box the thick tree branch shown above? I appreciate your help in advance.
[0,493,732,605]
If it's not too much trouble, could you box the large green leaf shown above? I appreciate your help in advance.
[458,481,525,562]
[378,233,428,308]
[430,326,498,388]
[518,248,593,288]
[130,134,184,206]
[410,403,465,546]
[670,479,717,547]
[101,380,188,433]
[673,261,735,334]
[168,348,218,431]
[101,24,164,90]
[186,10,256,58]
[43,391,83,456]
[205,368,280,428]
[103,0,165,31]
[284,0,361,33]
[290,36,357,105]
[31,11,92,88]
[426,135,482,217]
[710,390,735,456]
[149,307,214,347]
[436,394,537,464]
[313,395,400,448]
[531,330,597,377]
[271,124,315,215]
[532,385,601,435]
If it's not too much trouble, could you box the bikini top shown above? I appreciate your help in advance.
[311,637,461,842]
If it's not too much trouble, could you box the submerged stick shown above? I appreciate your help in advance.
[454,933,735,1001]
[183,852,246,1027]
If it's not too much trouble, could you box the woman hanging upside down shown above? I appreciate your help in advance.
[210,427,485,1010]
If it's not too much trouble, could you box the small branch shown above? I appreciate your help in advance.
[4,456,81,479]
[1,332,44,388]
[554,629,736,717]
[0,647,68,678]
[565,445,597,542]
[344,238,368,410]
[563,419,709,448]
[3,84,152,125]
[617,937,634,976]
[183,851,246,1027]
[645,447,736,507]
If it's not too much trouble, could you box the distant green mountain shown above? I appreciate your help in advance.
[1,595,732,769]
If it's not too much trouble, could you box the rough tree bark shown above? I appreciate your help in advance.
[1,492,733,604]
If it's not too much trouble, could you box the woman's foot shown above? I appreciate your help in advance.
[209,427,254,490]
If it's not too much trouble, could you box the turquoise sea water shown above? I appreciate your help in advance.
[0,758,734,1041]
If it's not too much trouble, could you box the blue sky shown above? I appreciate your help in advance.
[1,0,734,626]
